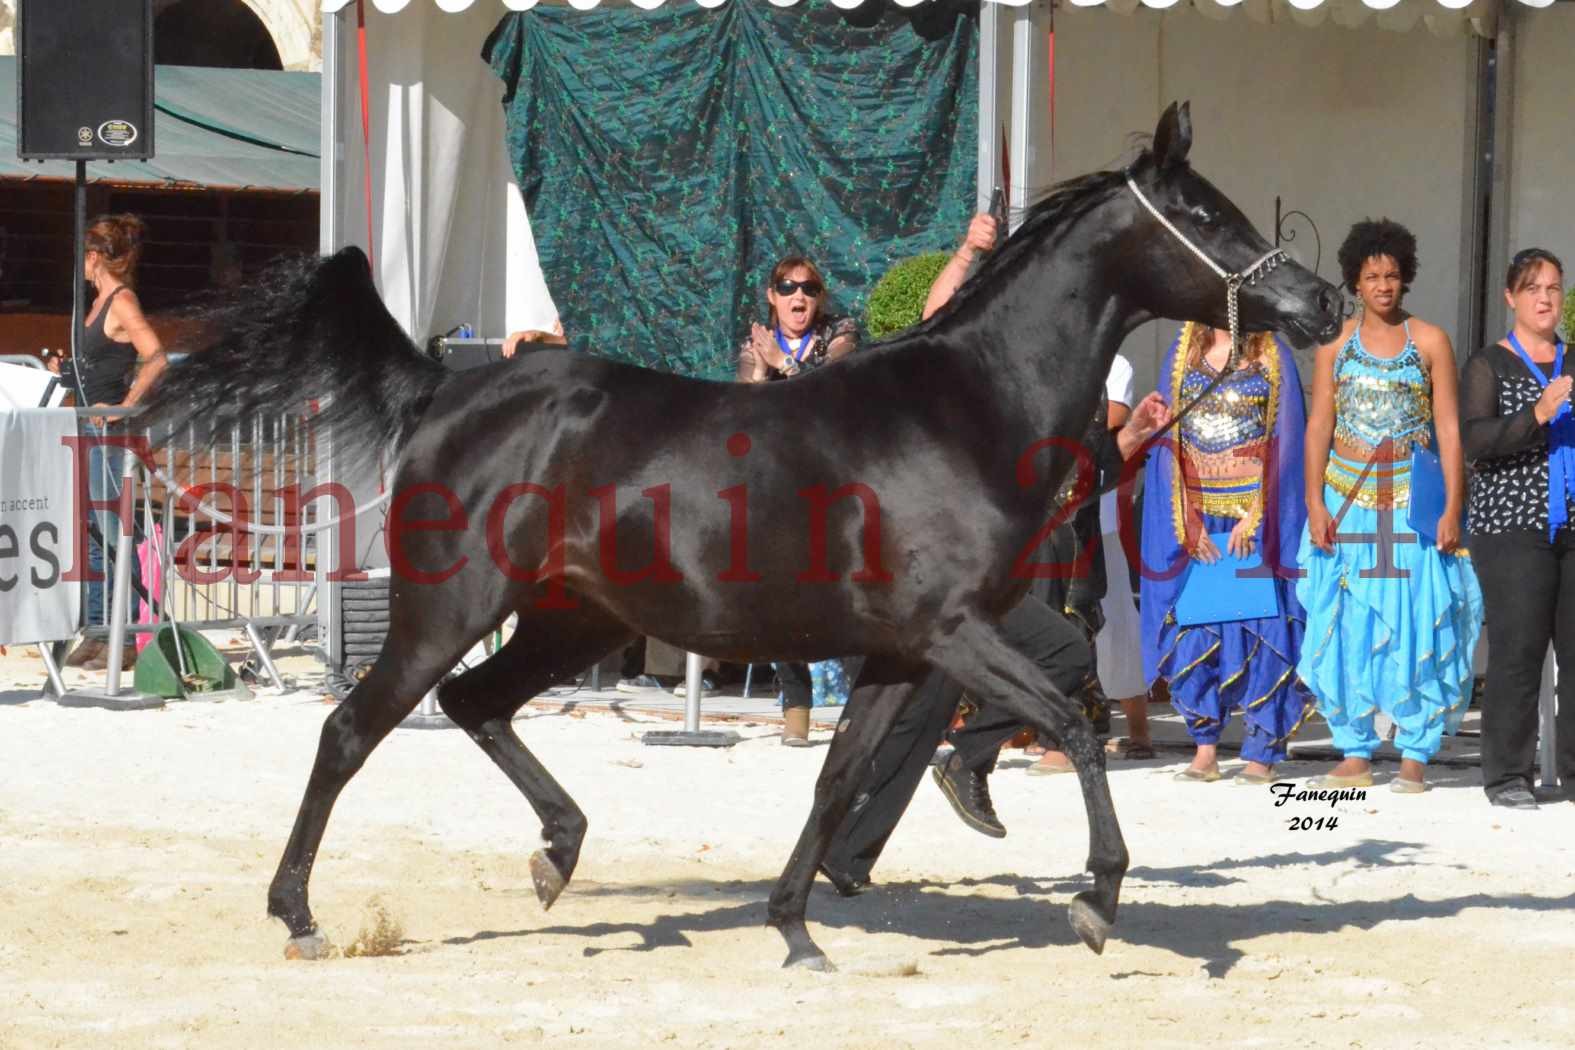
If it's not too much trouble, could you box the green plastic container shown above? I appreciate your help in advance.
[134,625,249,701]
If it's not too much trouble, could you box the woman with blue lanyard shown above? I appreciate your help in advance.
[1460,248,1575,809]
[1297,219,1482,794]
[738,255,859,743]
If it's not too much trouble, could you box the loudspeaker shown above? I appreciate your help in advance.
[16,0,154,161]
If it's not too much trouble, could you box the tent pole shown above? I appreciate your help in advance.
[1484,2,1517,339]
[1009,0,1052,236]
[1457,30,1494,358]
[320,7,343,256]
[977,0,1007,215]
[318,5,345,675]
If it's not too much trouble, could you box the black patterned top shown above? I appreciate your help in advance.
[735,316,859,382]
[1461,342,1575,535]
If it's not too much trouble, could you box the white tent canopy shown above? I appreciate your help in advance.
[321,0,1545,38]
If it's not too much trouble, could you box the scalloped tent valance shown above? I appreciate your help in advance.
[319,0,1032,10]
[319,0,1545,39]
[322,0,1545,11]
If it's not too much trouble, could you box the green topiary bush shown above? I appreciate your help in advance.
[1563,287,1575,343]
[865,252,950,339]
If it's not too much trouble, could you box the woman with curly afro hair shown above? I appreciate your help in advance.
[1296,219,1482,793]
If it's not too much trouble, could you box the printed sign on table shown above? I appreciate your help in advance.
[0,407,80,645]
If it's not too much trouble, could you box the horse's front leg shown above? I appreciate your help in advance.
[766,656,922,970]
[928,611,1129,955]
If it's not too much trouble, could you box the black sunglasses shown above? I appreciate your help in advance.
[774,278,823,298]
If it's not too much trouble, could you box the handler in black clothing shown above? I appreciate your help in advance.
[814,211,1169,893]
[818,397,1166,892]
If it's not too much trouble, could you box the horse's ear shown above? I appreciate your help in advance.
[1152,101,1192,170]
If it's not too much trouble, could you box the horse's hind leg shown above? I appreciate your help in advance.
[766,656,923,970]
[267,611,501,959]
[927,614,1129,955]
[436,602,633,910]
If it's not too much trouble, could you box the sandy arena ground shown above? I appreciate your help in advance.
[2,641,1574,1050]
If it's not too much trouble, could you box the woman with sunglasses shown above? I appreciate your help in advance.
[1297,219,1482,794]
[736,257,857,383]
[1460,248,1575,809]
[738,256,860,743]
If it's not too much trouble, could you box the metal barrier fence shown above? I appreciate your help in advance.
[58,405,323,706]
[29,398,748,738]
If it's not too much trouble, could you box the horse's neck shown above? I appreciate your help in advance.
[923,198,1146,444]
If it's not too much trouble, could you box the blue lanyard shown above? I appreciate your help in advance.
[1507,330,1575,537]
[1506,330,1566,411]
[775,327,811,363]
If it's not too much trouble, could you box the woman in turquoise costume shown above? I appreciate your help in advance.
[1297,219,1482,793]
[1141,322,1313,784]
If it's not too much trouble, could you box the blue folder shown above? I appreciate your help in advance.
[1407,441,1468,546]
[1174,531,1281,626]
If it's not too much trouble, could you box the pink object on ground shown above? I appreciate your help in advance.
[134,524,164,654]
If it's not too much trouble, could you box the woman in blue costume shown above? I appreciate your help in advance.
[1297,219,1482,793]
[1141,322,1313,784]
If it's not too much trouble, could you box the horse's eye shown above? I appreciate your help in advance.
[1191,206,1217,227]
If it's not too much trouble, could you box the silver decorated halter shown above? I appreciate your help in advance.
[1122,172,1290,448]
[1125,173,1287,371]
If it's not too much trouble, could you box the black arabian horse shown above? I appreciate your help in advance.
[142,104,1340,969]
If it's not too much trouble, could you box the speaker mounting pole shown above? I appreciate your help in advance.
[72,162,86,364]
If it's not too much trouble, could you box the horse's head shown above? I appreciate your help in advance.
[1119,103,1341,347]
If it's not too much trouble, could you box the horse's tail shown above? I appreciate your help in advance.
[142,246,445,461]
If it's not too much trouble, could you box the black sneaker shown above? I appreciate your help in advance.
[1532,784,1571,805]
[1487,785,1539,810]
[931,753,1007,839]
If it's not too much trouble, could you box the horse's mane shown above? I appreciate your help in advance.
[885,148,1152,346]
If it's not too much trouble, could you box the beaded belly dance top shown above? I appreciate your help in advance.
[1326,322,1432,508]
[1175,352,1277,536]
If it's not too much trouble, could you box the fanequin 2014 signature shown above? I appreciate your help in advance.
[1268,781,1368,831]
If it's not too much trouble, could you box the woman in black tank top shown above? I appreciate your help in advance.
[62,214,167,670]
[76,286,138,409]
[74,214,167,420]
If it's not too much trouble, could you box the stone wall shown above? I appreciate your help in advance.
[0,0,321,72]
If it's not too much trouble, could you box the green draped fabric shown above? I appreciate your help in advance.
[485,1,978,378]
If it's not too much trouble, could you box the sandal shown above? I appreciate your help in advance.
[1117,738,1156,760]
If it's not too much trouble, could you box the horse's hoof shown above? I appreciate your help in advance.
[783,949,837,972]
[283,931,330,961]
[530,850,568,911]
[1068,893,1111,956]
